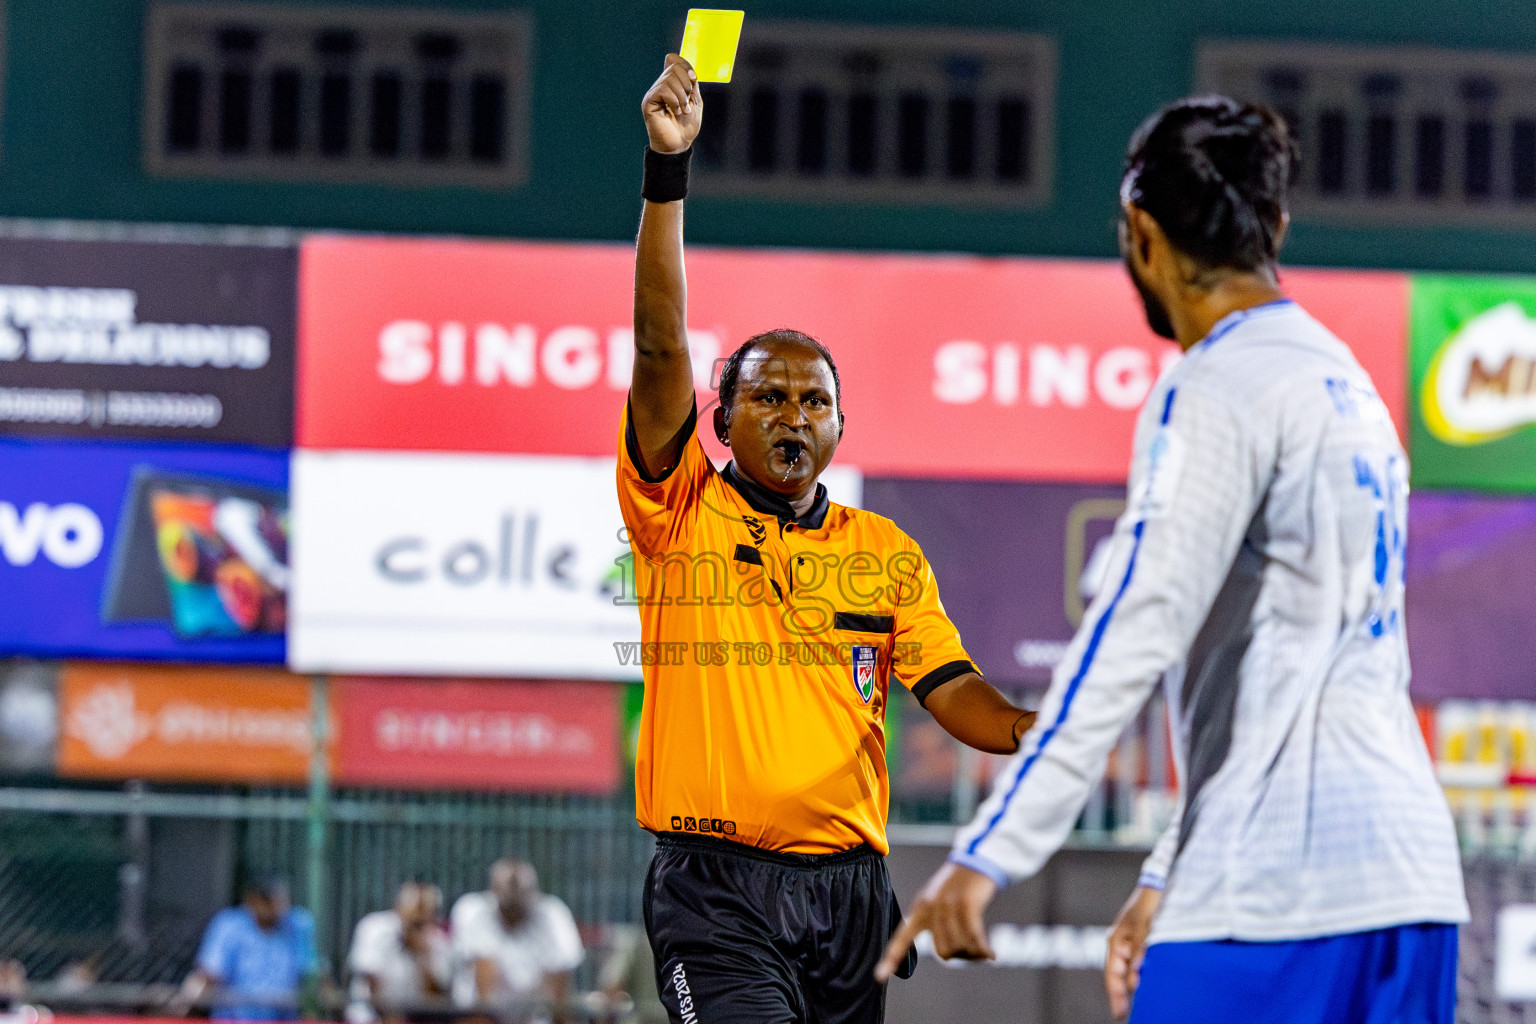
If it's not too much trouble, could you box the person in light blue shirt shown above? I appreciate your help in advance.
[177,877,317,1021]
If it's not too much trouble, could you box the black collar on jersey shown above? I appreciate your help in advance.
[722,461,831,530]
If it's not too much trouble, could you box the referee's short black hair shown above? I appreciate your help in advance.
[717,329,843,414]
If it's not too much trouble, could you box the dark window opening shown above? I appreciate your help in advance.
[748,88,779,172]
[167,65,203,153]
[697,84,729,167]
[469,76,505,163]
[797,89,828,174]
[218,70,253,154]
[995,97,1029,182]
[897,93,928,178]
[319,73,351,157]
[369,72,402,158]
[1513,119,1536,200]
[1365,114,1395,195]
[269,69,301,155]
[1415,116,1445,198]
[848,92,878,176]
[1317,110,1348,194]
[1464,120,1493,199]
[421,77,452,159]
[415,33,461,61]
[314,29,358,58]
[217,27,260,54]
[946,96,976,179]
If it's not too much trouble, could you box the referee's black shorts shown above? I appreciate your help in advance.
[643,833,917,1024]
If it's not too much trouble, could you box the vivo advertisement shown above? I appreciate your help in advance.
[0,437,288,662]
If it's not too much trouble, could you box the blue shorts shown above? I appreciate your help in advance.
[1129,923,1457,1024]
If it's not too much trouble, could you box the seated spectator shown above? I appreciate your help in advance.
[0,958,25,1009]
[450,859,583,1023]
[347,881,450,1023]
[176,877,316,1021]
[598,925,664,1024]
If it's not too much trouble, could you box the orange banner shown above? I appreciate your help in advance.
[58,663,327,783]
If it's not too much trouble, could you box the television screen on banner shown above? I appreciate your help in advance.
[0,438,289,662]
[0,237,296,448]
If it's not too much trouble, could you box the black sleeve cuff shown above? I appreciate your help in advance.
[625,401,697,484]
[911,660,978,708]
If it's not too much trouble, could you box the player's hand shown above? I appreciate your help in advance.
[874,862,998,982]
[1104,884,1161,1019]
[642,54,702,155]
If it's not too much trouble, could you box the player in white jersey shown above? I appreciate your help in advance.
[877,96,1468,1023]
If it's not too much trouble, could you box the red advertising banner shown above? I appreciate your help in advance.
[334,677,619,792]
[298,236,1408,481]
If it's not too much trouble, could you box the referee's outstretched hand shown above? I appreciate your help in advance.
[874,862,998,982]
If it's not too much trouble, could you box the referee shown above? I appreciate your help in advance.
[622,56,1035,1024]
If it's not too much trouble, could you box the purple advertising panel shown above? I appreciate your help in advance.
[868,479,1533,702]
[0,437,288,662]
[1407,492,1536,701]
[862,478,1125,689]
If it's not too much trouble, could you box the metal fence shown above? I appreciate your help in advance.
[0,784,653,989]
[0,768,1532,1022]
[1461,857,1536,1024]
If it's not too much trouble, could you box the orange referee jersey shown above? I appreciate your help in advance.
[616,405,979,855]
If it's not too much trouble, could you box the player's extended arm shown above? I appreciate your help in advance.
[631,55,703,477]
[924,673,1035,755]
[877,384,1263,981]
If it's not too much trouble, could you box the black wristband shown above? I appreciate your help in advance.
[643,146,692,203]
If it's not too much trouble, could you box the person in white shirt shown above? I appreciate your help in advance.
[346,881,450,1023]
[878,95,1467,1024]
[450,859,583,1022]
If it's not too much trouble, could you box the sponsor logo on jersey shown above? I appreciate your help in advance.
[852,645,878,703]
[1422,302,1536,445]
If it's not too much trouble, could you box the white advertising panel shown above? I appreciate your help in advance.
[290,449,860,679]
[1498,904,1536,1002]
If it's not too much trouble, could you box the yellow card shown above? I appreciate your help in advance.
[680,9,745,83]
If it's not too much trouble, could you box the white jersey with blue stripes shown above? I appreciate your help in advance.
[951,299,1469,943]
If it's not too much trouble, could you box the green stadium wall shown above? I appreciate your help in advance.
[7,0,1536,270]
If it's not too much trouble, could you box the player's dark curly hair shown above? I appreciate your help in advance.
[716,329,842,418]
[1121,95,1298,273]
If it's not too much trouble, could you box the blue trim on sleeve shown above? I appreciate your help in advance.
[964,519,1150,856]
[1137,872,1167,891]
[948,851,1012,889]
[961,388,1179,860]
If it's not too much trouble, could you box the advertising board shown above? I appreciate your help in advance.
[298,237,1407,481]
[0,438,289,662]
[0,237,296,447]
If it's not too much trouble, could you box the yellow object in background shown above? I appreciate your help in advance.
[681,9,744,83]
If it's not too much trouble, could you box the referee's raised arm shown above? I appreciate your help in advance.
[631,54,702,480]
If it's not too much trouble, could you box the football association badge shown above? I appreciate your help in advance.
[852,646,879,704]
